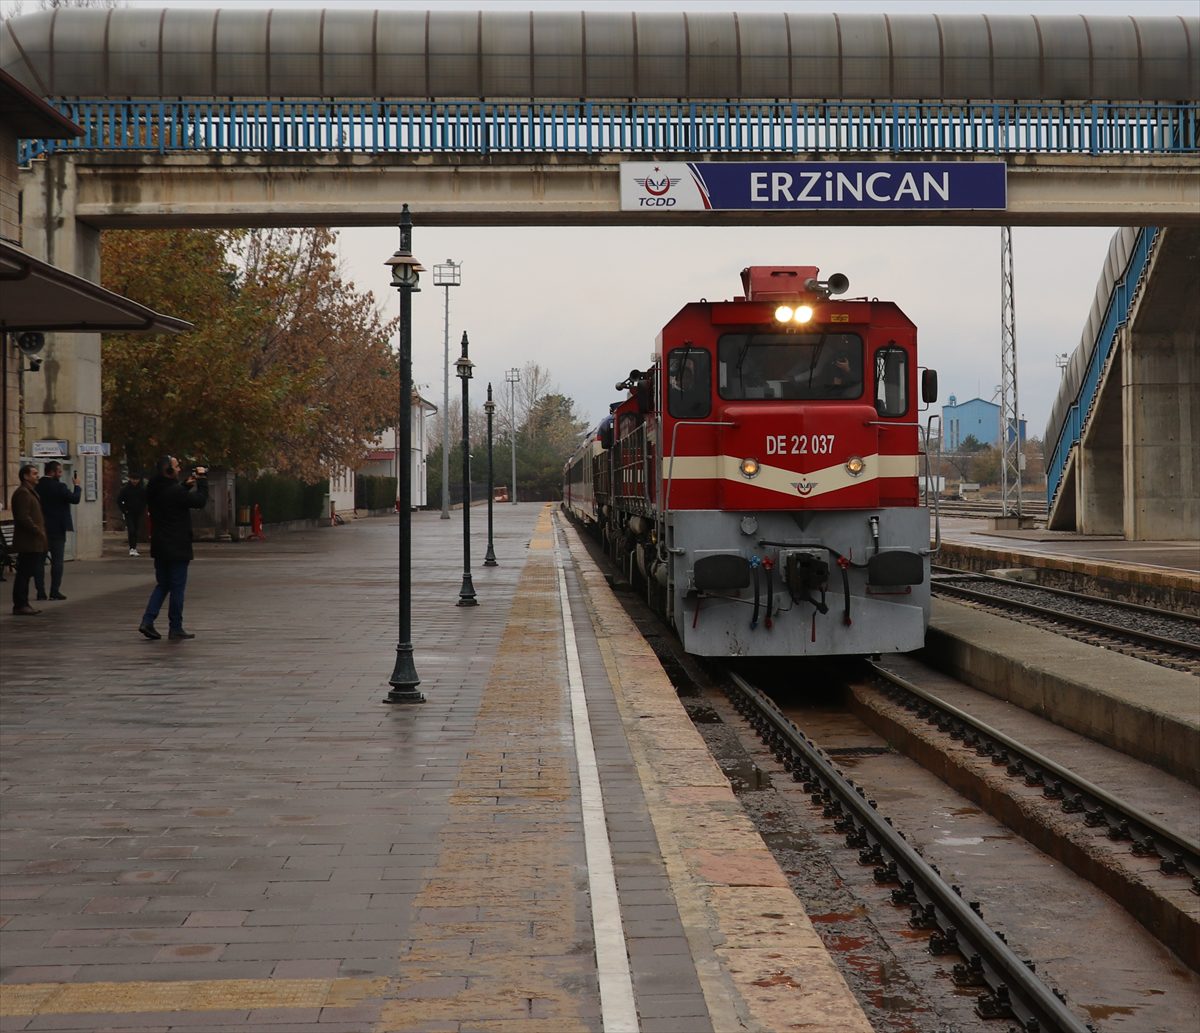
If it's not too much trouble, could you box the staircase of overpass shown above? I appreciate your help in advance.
[1045,226,1199,541]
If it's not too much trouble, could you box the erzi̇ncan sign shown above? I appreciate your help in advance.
[620,161,1007,211]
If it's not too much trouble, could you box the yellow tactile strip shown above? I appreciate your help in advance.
[375,505,593,1032]
[559,515,876,1033]
[0,977,386,1017]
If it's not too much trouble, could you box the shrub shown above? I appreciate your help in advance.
[236,474,328,523]
[355,475,397,511]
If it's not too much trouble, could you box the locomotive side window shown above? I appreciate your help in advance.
[718,333,862,400]
[668,347,711,419]
[874,345,909,416]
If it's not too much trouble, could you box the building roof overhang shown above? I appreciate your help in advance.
[0,240,192,333]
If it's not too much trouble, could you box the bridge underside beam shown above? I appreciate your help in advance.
[56,154,1200,229]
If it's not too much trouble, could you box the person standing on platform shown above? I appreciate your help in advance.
[139,455,208,641]
[117,471,147,556]
[34,460,80,601]
[10,464,48,615]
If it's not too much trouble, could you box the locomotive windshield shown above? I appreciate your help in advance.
[718,333,863,400]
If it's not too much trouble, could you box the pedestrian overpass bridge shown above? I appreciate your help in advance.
[3,7,1198,551]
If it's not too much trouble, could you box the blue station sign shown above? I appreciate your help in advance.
[620,161,1007,212]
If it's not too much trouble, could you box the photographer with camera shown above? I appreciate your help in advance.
[138,456,208,642]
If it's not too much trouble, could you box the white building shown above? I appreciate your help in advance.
[329,391,436,517]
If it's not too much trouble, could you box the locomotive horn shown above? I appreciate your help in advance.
[804,274,850,296]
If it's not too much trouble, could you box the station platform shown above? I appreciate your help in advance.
[0,505,870,1033]
[936,517,1200,613]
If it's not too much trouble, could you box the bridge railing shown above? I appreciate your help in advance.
[1044,226,1159,508]
[18,98,1198,163]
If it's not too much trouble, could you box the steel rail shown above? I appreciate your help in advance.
[865,662,1200,887]
[726,671,1092,1033]
[931,578,1200,662]
[931,566,1197,623]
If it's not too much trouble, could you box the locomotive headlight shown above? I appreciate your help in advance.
[845,455,866,477]
[793,305,814,324]
[739,458,761,479]
[774,305,794,323]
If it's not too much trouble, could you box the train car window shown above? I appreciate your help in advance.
[717,333,862,400]
[667,347,711,419]
[874,345,909,416]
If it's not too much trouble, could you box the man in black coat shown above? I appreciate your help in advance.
[34,460,80,601]
[117,472,147,556]
[138,455,208,641]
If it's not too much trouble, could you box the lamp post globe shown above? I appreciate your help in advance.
[483,387,498,566]
[383,204,425,704]
[456,332,478,607]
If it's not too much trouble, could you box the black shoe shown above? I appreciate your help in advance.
[35,594,47,601]
[138,622,162,640]
[13,606,42,616]
[49,593,67,601]
[168,629,195,641]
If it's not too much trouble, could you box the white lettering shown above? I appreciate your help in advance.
[766,434,786,455]
[795,171,823,202]
[866,172,891,201]
[923,171,950,201]
[750,172,769,202]
[894,172,921,201]
[771,172,794,202]
[836,172,863,202]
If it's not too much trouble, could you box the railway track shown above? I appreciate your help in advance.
[930,569,1200,672]
[725,671,1094,1033]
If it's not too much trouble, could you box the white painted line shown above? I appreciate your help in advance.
[553,519,640,1033]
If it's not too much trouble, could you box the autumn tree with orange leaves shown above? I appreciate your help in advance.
[100,227,399,478]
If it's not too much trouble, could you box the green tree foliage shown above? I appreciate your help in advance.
[100,228,399,477]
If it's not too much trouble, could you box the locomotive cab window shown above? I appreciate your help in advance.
[668,347,711,419]
[718,333,863,400]
[874,345,909,416]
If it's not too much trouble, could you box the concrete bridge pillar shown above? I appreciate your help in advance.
[1075,357,1124,535]
[20,155,104,560]
[1122,322,1199,540]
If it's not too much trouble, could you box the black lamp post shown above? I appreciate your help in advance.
[456,331,478,606]
[483,384,498,566]
[383,204,425,704]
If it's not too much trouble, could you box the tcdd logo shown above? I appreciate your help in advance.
[634,167,679,207]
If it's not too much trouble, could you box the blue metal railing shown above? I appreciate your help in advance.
[18,98,1199,164]
[1045,226,1159,507]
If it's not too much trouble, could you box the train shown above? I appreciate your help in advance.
[563,264,942,658]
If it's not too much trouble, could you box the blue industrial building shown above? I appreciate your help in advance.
[942,395,1027,450]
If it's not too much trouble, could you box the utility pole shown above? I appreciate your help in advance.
[999,227,1022,519]
[433,260,461,519]
[506,367,520,505]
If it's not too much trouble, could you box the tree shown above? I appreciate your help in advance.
[100,227,399,477]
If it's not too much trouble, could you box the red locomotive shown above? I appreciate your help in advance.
[564,265,941,657]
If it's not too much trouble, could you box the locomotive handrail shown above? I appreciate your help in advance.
[923,416,942,556]
[661,420,738,559]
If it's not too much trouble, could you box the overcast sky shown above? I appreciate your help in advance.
[8,0,1193,439]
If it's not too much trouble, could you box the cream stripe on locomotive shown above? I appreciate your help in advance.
[668,454,921,499]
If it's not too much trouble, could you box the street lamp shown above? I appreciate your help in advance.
[505,367,520,505]
[483,384,498,566]
[383,204,425,704]
[456,331,478,607]
[433,260,461,520]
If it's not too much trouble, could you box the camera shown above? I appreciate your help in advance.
[194,466,208,477]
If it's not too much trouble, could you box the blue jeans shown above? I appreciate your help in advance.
[142,558,189,632]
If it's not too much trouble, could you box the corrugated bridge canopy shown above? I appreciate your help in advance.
[2,8,1197,103]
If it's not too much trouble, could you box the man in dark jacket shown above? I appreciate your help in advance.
[139,455,208,641]
[117,472,147,556]
[10,464,48,615]
[34,460,81,601]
